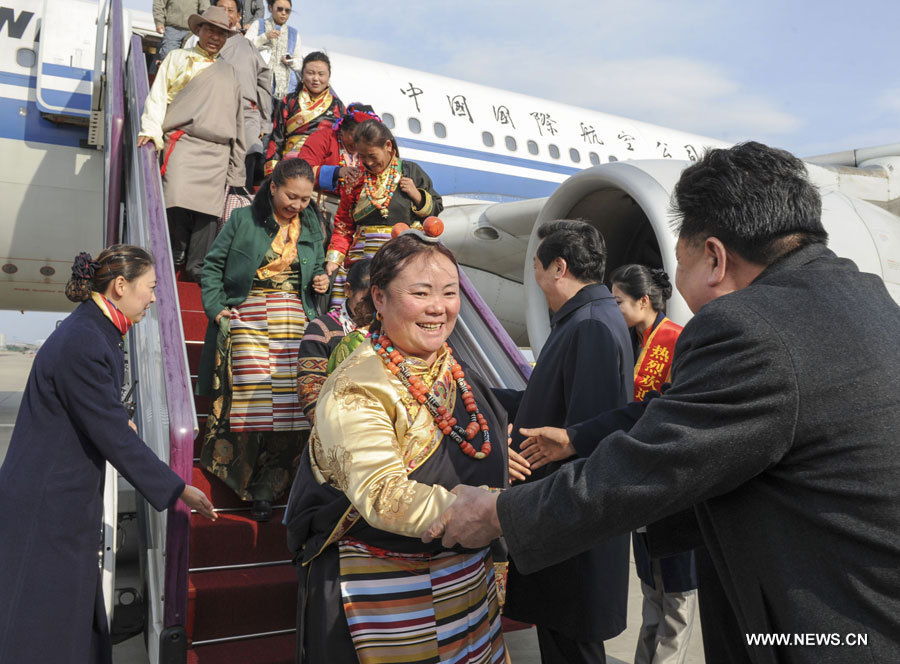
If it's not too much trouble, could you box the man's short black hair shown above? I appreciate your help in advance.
[536,219,606,283]
[672,141,827,265]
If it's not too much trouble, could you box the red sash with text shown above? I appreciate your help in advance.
[634,317,682,401]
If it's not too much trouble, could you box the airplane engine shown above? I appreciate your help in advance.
[523,160,900,357]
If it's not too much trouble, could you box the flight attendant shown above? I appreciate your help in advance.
[610,263,698,664]
[0,245,216,664]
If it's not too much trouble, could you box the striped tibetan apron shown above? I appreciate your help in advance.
[329,224,393,311]
[229,287,309,432]
[338,539,506,664]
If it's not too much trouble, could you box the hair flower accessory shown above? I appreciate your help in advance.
[71,252,101,280]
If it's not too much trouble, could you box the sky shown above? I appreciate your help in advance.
[4,0,898,343]
[283,0,900,157]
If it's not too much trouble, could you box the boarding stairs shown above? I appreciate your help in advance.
[100,0,532,659]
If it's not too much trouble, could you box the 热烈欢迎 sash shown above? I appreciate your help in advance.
[634,317,682,401]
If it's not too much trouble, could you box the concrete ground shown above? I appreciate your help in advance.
[1,352,705,664]
[0,351,32,461]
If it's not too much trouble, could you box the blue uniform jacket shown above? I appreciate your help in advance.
[0,300,185,663]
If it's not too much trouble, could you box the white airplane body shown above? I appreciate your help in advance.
[0,0,731,332]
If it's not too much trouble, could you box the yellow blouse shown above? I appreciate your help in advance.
[310,341,457,538]
[138,46,219,150]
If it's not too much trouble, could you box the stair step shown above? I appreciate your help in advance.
[192,465,255,510]
[186,342,204,370]
[187,631,295,664]
[183,310,209,344]
[189,564,297,642]
[177,280,203,311]
[190,508,290,568]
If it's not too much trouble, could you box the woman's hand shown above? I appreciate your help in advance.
[265,28,280,40]
[312,273,330,294]
[324,261,340,276]
[507,423,531,483]
[214,309,232,324]
[399,177,423,206]
[137,135,154,148]
[519,426,576,470]
[339,166,361,186]
[128,420,138,433]
[180,485,217,521]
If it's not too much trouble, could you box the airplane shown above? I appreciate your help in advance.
[2,0,900,660]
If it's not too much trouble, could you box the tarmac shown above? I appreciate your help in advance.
[0,351,706,664]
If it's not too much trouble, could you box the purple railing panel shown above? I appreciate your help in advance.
[128,34,194,628]
[458,268,532,382]
[104,0,124,246]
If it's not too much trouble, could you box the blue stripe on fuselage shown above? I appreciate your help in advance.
[0,97,88,147]
[398,136,580,177]
[41,63,93,81]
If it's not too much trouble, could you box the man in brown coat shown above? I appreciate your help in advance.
[138,6,245,281]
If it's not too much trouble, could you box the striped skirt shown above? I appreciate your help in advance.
[230,288,309,432]
[338,539,506,664]
[329,224,393,311]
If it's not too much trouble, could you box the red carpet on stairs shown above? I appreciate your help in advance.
[177,279,297,664]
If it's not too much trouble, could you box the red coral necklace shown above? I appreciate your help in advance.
[371,332,492,459]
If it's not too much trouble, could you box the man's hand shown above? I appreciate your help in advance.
[399,177,423,206]
[507,422,531,483]
[128,420,138,433]
[265,28,280,40]
[312,273,330,293]
[519,426,575,469]
[181,485,217,521]
[137,135,154,148]
[156,24,165,34]
[422,485,501,548]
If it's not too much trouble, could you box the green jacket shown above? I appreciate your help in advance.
[196,204,325,396]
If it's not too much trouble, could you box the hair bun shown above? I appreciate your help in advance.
[650,268,672,299]
[71,252,100,280]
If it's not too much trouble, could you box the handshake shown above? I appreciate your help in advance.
[422,426,571,547]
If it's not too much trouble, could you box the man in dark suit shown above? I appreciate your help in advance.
[425,142,900,663]
[496,220,632,663]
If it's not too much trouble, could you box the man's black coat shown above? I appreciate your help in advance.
[499,244,900,663]
[500,282,633,642]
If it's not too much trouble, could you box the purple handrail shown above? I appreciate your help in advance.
[104,0,124,246]
[458,268,533,382]
[127,35,195,628]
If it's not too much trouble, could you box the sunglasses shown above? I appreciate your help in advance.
[274,6,291,12]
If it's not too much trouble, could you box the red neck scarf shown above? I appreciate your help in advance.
[91,292,134,336]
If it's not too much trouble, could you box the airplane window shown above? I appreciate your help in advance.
[569,148,581,163]
[434,122,447,138]
[16,48,36,68]
[382,113,395,129]
[408,117,422,134]
[482,131,495,147]
[505,136,517,151]
[608,155,618,162]
[527,140,539,155]
[549,144,560,159]
[589,152,601,166]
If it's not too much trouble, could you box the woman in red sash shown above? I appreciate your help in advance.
[610,264,698,664]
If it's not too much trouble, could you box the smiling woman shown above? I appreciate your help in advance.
[285,233,511,663]
[197,158,328,522]
[0,246,215,664]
